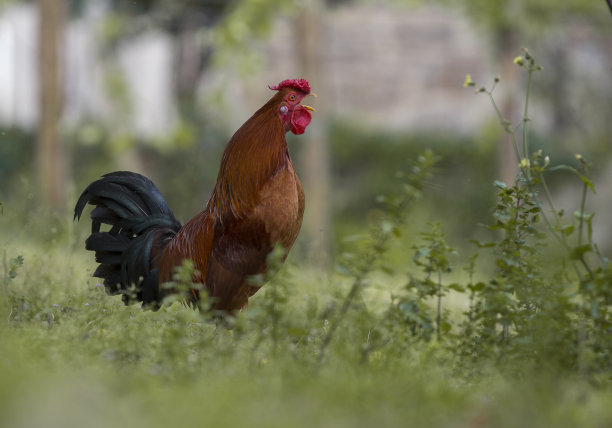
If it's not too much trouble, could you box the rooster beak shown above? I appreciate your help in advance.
[301,92,316,111]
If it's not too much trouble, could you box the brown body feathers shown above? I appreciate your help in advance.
[160,90,305,310]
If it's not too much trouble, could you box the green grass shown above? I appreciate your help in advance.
[1,203,612,428]
[2,160,611,427]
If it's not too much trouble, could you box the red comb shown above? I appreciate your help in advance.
[268,78,311,94]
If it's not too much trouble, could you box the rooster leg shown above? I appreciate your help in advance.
[205,256,260,312]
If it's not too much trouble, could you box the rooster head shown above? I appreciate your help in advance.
[269,78,316,135]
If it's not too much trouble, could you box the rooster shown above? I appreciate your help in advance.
[74,79,315,311]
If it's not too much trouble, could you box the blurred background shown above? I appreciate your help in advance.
[0,0,611,263]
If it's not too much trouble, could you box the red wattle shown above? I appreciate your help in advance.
[290,106,312,135]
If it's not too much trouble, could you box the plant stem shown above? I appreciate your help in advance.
[577,182,594,278]
[577,182,588,249]
[2,251,7,292]
[436,269,442,341]
[536,171,562,225]
[522,68,533,161]
[318,223,394,364]
[318,247,378,363]
[487,93,522,163]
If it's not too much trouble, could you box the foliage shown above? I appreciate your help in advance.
[2,252,23,290]
[458,49,611,374]
[329,126,499,245]
[320,150,438,362]
[449,0,609,35]
[402,222,457,341]
[161,258,209,311]
[211,0,297,72]
[0,128,36,193]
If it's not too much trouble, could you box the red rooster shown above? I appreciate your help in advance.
[74,79,315,311]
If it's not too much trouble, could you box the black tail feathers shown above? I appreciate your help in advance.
[74,171,181,306]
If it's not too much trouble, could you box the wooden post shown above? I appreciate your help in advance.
[38,0,65,209]
[297,0,332,269]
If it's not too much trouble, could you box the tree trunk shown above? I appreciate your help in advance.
[38,0,65,209]
[297,0,332,269]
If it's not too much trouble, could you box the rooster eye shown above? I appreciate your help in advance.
[288,93,296,102]
[280,105,289,115]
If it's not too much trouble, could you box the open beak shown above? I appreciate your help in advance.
[301,92,316,112]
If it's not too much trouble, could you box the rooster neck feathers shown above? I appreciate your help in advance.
[208,91,290,221]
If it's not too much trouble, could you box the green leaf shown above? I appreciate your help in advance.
[287,327,308,337]
[570,244,592,260]
[447,283,465,293]
[470,239,495,248]
[559,224,575,236]
[468,282,485,293]
[587,216,594,243]
[379,264,395,276]
[493,180,508,190]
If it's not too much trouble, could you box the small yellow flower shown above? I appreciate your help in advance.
[513,56,525,66]
[464,74,474,88]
